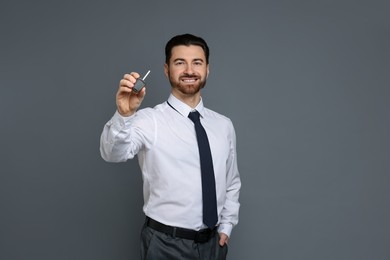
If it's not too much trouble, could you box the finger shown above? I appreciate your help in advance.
[130,72,141,78]
[119,78,134,89]
[219,233,229,246]
[117,84,133,95]
[219,237,226,246]
[123,74,137,84]
[123,72,140,84]
[137,86,146,98]
[116,87,132,97]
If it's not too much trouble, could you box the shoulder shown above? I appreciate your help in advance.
[133,102,169,124]
[204,107,234,128]
[136,102,168,116]
[205,107,231,121]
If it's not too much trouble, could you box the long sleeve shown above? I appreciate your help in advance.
[100,111,136,162]
[218,122,241,237]
[99,96,241,235]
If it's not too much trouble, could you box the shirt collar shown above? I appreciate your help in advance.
[167,94,205,118]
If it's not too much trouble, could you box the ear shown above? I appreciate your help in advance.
[164,63,169,78]
[206,64,210,78]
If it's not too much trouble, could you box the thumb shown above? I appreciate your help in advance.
[219,233,229,246]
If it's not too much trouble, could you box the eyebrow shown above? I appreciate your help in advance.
[173,58,205,63]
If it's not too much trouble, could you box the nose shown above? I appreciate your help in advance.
[184,64,194,75]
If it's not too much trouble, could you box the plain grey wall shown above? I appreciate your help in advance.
[1,1,389,259]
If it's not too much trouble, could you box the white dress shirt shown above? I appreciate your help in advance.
[100,94,241,237]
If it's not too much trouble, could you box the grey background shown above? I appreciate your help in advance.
[1,0,389,259]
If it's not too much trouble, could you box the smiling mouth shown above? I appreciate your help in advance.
[181,77,199,83]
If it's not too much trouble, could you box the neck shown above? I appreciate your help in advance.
[171,90,201,109]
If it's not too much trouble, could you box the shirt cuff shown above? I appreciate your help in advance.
[112,110,135,128]
[217,223,233,238]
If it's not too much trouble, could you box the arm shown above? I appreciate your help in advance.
[100,72,147,162]
[100,111,137,162]
[218,121,241,244]
[116,72,146,117]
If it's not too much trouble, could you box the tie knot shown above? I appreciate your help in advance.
[188,111,200,123]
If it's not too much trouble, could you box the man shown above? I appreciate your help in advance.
[100,34,241,260]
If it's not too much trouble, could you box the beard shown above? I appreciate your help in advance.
[168,72,207,96]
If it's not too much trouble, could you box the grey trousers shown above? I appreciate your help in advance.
[140,223,228,260]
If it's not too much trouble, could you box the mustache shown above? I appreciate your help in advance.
[180,73,199,78]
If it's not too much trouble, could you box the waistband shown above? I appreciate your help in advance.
[145,217,217,243]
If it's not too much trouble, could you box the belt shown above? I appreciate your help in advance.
[145,217,217,243]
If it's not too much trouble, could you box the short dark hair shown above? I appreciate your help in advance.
[165,34,210,64]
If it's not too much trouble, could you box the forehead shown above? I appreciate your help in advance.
[170,45,206,62]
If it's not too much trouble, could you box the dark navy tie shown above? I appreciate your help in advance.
[188,110,218,228]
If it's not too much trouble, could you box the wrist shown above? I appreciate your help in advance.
[117,109,136,117]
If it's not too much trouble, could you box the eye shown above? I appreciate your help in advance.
[174,61,184,66]
[193,60,204,66]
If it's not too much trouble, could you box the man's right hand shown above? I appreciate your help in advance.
[116,72,146,117]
